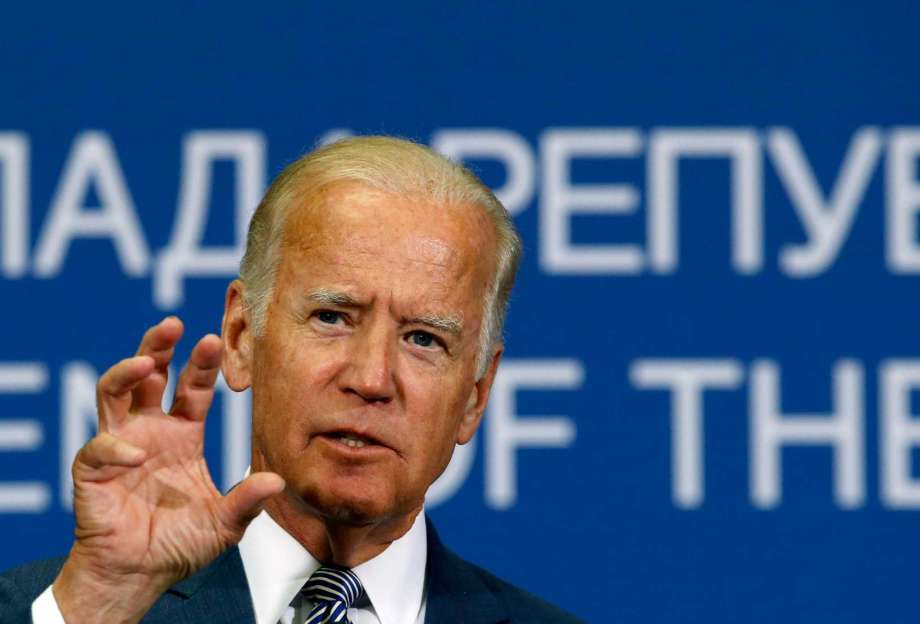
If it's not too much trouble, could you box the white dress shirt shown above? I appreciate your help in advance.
[241,509,427,624]
[32,509,428,624]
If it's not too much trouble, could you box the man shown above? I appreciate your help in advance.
[0,136,582,623]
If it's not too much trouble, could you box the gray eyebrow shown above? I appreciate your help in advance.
[307,288,360,306]
[307,288,463,336]
[412,313,463,336]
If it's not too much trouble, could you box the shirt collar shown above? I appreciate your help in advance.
[238,507,427,624]
[353,509,428,624]
[239,509,318,624]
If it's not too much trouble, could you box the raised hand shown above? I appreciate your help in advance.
[52,317,284,624]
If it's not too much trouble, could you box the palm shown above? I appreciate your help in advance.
[75,413,223,578]
[67,318,282,588]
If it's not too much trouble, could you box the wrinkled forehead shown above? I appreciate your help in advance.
[277,182,498,299]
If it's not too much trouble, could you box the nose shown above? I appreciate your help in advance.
[340,322,396,404]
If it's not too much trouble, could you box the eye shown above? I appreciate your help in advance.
[315,310,344,325]
[408,330,438,348]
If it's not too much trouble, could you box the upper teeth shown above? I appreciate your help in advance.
[340,435,366,448]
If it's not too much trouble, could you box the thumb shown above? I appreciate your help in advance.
[217,472,286,541]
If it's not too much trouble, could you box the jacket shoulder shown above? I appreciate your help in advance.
[0,557,67,623]
[0,550,253,624]
[451,551,585,623]
[425,520,585,623]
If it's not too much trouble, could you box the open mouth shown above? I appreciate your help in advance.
[325,430,382,450]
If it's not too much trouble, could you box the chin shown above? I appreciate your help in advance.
[316,501,384,525]
[298,481,399,526]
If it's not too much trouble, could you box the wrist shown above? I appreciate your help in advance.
[52,548,174,624]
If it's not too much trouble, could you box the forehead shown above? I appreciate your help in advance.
[278,182,497,308]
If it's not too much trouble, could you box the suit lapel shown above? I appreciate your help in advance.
[144,546,256,624]
[141,521,507,624]
[424,520,509,624]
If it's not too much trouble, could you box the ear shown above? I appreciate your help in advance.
[221,280,254,391]
[456,346,503,445]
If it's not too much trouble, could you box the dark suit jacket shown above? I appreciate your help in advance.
[0,520,583,624]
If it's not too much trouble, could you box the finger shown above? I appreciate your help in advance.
[217,472,285,541]
[131,317,184,411]
[73,432,147,483]
[169,334,223,421]
[96,356,155,431]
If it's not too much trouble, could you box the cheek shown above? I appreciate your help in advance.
[403,378,470,455]
[251,343,304,445]
[252,337,344,425]
[257,328,336,388]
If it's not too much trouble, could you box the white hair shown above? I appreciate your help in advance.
[239,135,522,377]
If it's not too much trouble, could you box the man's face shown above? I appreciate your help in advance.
[235,182,499,524]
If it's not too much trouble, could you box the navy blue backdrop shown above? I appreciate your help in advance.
[2,3,920,622]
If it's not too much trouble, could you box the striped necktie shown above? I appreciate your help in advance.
[301,566,365,624]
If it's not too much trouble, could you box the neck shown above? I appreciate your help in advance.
[262,488,421,568]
